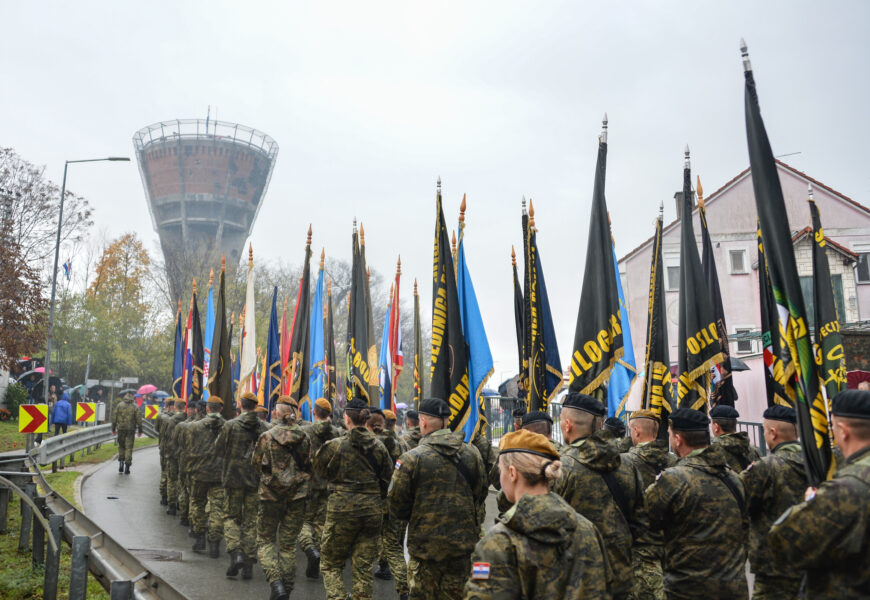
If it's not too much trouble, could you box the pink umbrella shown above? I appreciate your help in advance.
[35,366,45,373]
[138,384,157,395]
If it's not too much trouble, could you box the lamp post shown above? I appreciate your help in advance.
[39,157,130,432]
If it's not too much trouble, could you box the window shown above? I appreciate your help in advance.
[729,249,748,274]
[666,266,680,291]
[800,274,846,329]
[856,253,870,284]
[734,327,753,354]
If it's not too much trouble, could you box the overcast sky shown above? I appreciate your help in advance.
[4,1,869,384]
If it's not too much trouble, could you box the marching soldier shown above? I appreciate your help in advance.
[314,398,393,600]
[710,405,760,472]
[188,396,227,558]
[176,401,203,529]
[553,393,643,600]
[252,396,312,600]
[111,389,142,474]
[157,399,175,505]
[402,410,422,449]
[769,390,870,598]
[164,399,188,516]
[388,398,488,600]
[298,398,340,579]
[739,405,806,600]
[464,430,610,599]
[646,408,749,600]
[383,409,408,453]
[215,391,268,580]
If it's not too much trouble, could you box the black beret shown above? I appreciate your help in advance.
[709,405,739,419]
[762,405,796,423]
[832,390,870,419]
[562,392,606,417]
[669,408,710,431]
[419,398,451,419]
[522,411,553,426]
[604,416,626,435]
[405,410,419,420]
[345,398,369,411]
[512,406,527,418]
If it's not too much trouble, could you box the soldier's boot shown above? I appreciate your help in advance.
[179,517,190,527]
[160,495,168,506]
[373,559,393,581]
[268,581,289,600]
[124,463,131,475]
[241,557,253,580]
[166,504,177,516]
[304,546,320,579]
[208,539,221,558]
[226,551,244,577]
[118,460,124,473]
[192,533,206,553]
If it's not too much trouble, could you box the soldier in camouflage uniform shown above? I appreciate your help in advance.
[601,416,633,453]
[298,398,340,579]
[188,396,226,558]
[112,390,142,474]
[176,401,203,527]
[215,392,268,580]
[710,405,760,472]
[401,410,422,450]
[164,400,188,515]
[738,405,805,600]
[252,396,312,600]
[621,409,677,600]
[464,430,611,599]
[314,398,393,600]
[769,390,870,598]
[157,400,175,505]
[646,408,749,600]
[553,393,644,600]
[388,398,488,600]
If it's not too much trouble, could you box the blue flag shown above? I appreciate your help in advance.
[307,268,326,421]
[457,226,494,442]
[266,287,282,417]
[172,309,183,398]
[203,281,215,401]
[608,244,637,418]
[378,298,393,411]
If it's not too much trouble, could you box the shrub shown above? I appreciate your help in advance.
[3,382,29,413]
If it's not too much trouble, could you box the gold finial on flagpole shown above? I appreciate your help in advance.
[208,268,214,287]
[396,255,401,276]
[320,248,325,269]
[307,224,313,246]
[248,243,254,267]
[177,298,181,314]
[360,222,366,246]
[328,277,333,296]
[459,193,467,224]
[697,176,705,209]
[192,277,197,296]
[451,230,457,254]
[414,278,418,296]
[529,199,536,229]
[511,246,517,267]
[221,253,226,272]
[367,267,371,281]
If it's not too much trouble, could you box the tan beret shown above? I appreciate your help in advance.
[315,398,332,413]
[498,429,560,460]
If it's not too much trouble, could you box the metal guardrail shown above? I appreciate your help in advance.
[36,424,114,466]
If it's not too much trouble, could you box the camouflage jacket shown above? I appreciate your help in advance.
[176,414,202,477]
[314,426,392,515]
[388,429,488,560]
[553,431,644,599]
[252,417,312,502]
[188,413,226,483]
[646,444,748,600]
[712,431,761,472]
[402,426,423,450]
[303,419,341,493]
[156,410,173,453]
[215,411,268,489]
[464,492,611,600]
[163,411,188,459]
[378,429,405,463]
[622,439,677,546]
[769,445,870,599]
[471,428,498,483]
[112,398,142,433]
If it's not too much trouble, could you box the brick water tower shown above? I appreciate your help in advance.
[133,119,279,302]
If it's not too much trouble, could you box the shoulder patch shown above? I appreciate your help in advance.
[472,562,490,580]
[395,459,402,470]
[746,461,755,471]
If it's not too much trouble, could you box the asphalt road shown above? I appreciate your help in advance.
[82,445,499,600]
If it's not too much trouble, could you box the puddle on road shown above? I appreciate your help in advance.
[129,549,183,561]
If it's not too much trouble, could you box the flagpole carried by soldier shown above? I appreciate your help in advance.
[112,388,142,474]
[188,395,227,558]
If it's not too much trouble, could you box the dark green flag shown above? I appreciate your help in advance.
[642,210,674,439]
[430,181,472,432]
[809,195,847,401]
[512,246,524,380]
[569,124,623,395]
[288,233,312,406]
[347,225,373,400]
[359,225,378,402]
[208,260,235,421]
[744,42,831,486]
[676,150,723,411]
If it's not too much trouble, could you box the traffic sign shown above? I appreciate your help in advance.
[86,379,99,387]
[145,405,159,420]
[119,377,139,384]
[76,402,96,422]
[19,405,48,434]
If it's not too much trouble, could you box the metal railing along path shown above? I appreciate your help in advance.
[36,424,114,467]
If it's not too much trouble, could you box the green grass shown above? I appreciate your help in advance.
[0,421,89,453]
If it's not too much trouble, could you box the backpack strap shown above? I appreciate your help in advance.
[599,470,631,525]
[713,470,746,514]
[448,452,477,494]
[360,447,388,498]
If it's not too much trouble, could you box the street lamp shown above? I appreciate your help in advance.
[41,157,131,412]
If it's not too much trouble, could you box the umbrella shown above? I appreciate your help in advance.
[729,357,751,372]
[847,370,870,389]
[396,402,408,410]
[119,388,138,396]
[34,366,46,374]
[153,390,170,399]
[138,384,157,395]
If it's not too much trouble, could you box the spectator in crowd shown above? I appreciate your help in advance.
[51,391,74,435]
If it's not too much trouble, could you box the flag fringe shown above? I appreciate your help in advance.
[580,346,625,396]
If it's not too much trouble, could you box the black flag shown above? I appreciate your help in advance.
[642,208,674,439]
[809,192,847,400]
[512,246,524,380]
[208,256,235,420]
[288,227,312,406]
[190,286,204,402]
[758,223,795,408]
[698,180,738,407]
[347,223,373,400]
[413,279,424,409]
[743,40,831,486]
[430,180,472,432]
[676,148,723,411]
[359,224,378,401]
[569,118,623,395]
[520,201,532,404]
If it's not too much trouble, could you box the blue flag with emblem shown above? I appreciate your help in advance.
[265,287,282,418]
[608,243,636,418]
[378,296,393,411]
[172,305,183,398]
[306,266,326,421]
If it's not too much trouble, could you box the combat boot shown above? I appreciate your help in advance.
[160,495,168,506]
[208,539,220,559]
[373,559,393,580]
[166,503,177,516]
[192,532,206,553]
[226,551,244,577]
[118,460,124,472]
[241,556,253,580]
[268,580,289,600]
[124,463,131,475]
[304,546,320,579]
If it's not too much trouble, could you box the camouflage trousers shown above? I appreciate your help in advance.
[117,430,135,464]
[224,487,259,558]
[408,555,471,600]
[378,513,408,596]
[190,481,225,541]
[632,543,665,600]
[321,504,382,600]
[751,573,803,600]
[159,450,168,497]
[166,460,179,506]
[298,488,328,552]
[257,497,306,587]
[178,474,191,518]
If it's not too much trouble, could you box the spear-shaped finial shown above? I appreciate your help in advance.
[283,297,287,312]
[529,199,536,229]
[521,196,527,215]
[320,248,325,269]
[808,184,815,202]
[511,245,517,266]
[414,278,418,296]
[360,222,366,246]
[230,310,235,324]
[192,277,197,295]
[307,224,312,246]
[396,255,402,276]
[600,112,608,144]
[697,176,705,209]
[346,291,350,306]
[248,243,253,267]
[740,38,752,72]
[684,145,691,169]
[327,277,333,296]
[221,252,226,272]
[177,298,181,313]
[459,193,467,224]
[208,268,214,286]
[451,230,457,254]
[389,282,394,298]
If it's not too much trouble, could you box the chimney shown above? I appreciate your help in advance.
[674,190,697,220]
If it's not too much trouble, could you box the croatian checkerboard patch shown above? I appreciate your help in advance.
[395,459,402,470]
[472,563,490,580]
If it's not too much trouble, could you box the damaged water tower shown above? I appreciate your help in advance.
[133,118,278,302]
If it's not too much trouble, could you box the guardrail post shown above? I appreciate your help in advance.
[0,487,9,533]
[18,483,35,551]
[44,513,63,600]
[69,535,90,600]
[32,496,46,568]
[110,580,133,600]
[51,460,58,473]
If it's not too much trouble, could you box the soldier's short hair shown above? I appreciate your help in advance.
[712,417,737,433]
[314,405,330,420]
[676,428,710,448]
[562,406,600,436]
[405,410,419,425]
[240,396,257,411]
